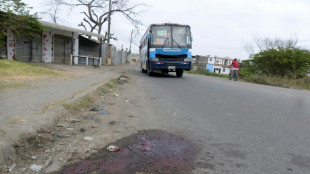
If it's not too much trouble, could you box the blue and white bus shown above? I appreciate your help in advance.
[140,23,192,77]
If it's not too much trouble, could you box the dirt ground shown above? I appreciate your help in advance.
[0,64,131,173]
[0,63,209,174]
[3,75,136,173]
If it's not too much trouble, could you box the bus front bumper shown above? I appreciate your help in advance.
[150,61,191,71]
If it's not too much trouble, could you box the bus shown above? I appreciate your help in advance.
[140,23,192,77]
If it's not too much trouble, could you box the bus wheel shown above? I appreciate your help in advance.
[147,62,152,76]
[176,69,183,77]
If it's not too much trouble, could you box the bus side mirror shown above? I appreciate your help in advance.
[190,36,193,41]
[147,34,151,39]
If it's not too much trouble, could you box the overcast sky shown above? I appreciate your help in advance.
[24,0,310,60]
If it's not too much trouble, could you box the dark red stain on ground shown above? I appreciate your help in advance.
[60,130,197,174]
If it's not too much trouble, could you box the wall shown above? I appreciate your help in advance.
[100,44,109,65]
[0,46,6,58]
[32,37,42,62]
[4,27,129,66]
[194,55,208,67]
[72,32,79,64]
[7,29,15,60]
[78,36,100,57]
[42,31,53,63]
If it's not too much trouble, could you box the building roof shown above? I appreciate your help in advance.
[40,20,105,38]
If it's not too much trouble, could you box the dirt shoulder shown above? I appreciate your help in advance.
[0,64,120,172]
[0,64,166,173]
[1,63,210,173]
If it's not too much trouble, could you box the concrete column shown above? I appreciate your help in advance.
[42,31,53,63]
[72,32,79,64]
[7,29,15,60]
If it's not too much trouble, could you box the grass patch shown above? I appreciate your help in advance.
[105,82,114,88]
[97,77,122,95]
[98,87,109,94]
[63,94,95,114]
[243,74,310,90]
[63,75,127,114]
[0,59,59,81]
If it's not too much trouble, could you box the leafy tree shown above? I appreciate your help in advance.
[250,48,310,78]
[244,37,310,78]
[0,0,44,47]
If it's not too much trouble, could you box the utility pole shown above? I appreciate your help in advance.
[128,29,133,59]
[107,0,112,44]
[129,29,133,52]
[106,0,112,66]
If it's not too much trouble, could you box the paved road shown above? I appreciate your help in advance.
[130,65,310,174]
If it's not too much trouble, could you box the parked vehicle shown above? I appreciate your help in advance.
[140,23,193,77]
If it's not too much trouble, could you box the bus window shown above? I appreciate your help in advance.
[172,26,191,47]
[151,26,171,46]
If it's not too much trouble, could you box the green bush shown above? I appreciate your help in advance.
[250,48,310,78]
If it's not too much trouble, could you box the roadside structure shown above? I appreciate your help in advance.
[195,55,237,75]
[0,20,129,66]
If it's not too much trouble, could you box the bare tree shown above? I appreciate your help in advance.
[49,0,145,42]
[244,35,298,55]
[40,0,67,24]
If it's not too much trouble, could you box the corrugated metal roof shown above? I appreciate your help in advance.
[40,20,105,38]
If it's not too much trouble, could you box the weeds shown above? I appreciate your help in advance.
[63,94,95,114]
[105,82,114,88]
[0,59,59,81]
[64,75,126,114]
[99,87,109,94]
[242,74,310,90]
[97,77,121,95]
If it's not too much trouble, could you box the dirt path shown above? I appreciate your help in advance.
[1,63,169,173]
[0,65,119,169]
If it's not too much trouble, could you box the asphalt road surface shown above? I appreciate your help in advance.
[129,64,310,174]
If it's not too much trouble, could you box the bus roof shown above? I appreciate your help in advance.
[140,23,190,43]
[150,23,190,27]
[140,23,191,43]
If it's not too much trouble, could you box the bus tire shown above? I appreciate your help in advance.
[147,61,152,76]
[176,69,183,77]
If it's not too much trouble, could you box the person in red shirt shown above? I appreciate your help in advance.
[231,59,239,69]
[229,59,239,79]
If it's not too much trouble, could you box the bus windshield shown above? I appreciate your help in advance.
[151,25,191,48]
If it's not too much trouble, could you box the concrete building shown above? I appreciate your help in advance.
[195,55,237,75]
[2,20,109,65]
